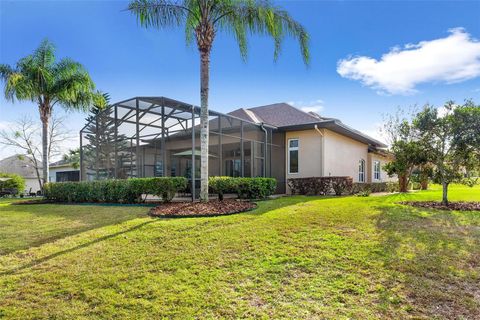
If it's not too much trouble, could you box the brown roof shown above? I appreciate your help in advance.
[229,103,387,148]
[245,103,321,127]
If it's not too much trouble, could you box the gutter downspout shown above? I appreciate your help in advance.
[260,123,268,177]
[314,124,324,177]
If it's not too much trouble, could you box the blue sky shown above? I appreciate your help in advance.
[1,0,480,158]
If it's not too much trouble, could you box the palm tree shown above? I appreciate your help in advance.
[0,39,100,188]
[128,0,310,201]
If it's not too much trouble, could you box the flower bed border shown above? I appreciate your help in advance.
[399,201,480,211]
[149,200,257,218]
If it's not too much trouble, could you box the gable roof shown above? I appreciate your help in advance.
[0,155,41,179]
[237,103,322,127]
[229,103,387,148]
[50,159,77,168]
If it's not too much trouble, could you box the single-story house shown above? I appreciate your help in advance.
[0,155,80,194]
[0,154,42,193]
[79,97,395,198]
[49,159,80,183]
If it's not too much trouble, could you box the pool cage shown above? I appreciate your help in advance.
[80,97,286,199]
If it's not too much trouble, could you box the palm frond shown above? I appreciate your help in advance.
[128,0,193,29]
[0,64,15,81]
[32,38,56,69]
[214,0,310,65]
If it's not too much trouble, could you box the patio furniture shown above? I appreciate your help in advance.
[0,188,18,197]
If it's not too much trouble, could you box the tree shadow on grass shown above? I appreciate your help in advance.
[0,219,157,276]
[248,195,347,216]
[0,202,150,255]
[373,203,480,319]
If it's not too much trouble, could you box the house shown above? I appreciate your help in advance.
[0,154,42,193]
[79,97,395,198]
[229,103,395,188]
[0,155,80,193]
[49,159,80,183]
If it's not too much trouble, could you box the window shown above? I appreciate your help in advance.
[358,159,365,182]
[288,139,299,174]
[373,160,381,181]
[154,160,163,177]
[56,171,80,182]
[226,159,241,177]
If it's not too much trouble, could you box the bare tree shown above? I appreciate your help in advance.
[0,114,75,189]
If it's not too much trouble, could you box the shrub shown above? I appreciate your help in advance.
[150,177,188,203]
[0,172,25,194]
[351,182,390,194]
[356,190,371,197]
[287,177,352,196]
[44,177,187,203]
[236,177,277,199]
[287,178,310,195]
[411,182,422,190]
[209,176,237,200]
[331,177,353,195]
[386,182,399,193]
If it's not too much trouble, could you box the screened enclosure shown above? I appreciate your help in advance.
[80,97,286,199]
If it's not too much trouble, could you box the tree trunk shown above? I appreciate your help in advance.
[442,182,449,206]
[196,22,214,202]
[399,173,408,192]
[40,104,51,191]
[420,179,428,190]
[199,50,211,202]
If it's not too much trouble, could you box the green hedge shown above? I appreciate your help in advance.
[209,177,277,200]
[44,177,187,203]
[287,177,353,196]
[288,178,399,196]
[0,172,26,194]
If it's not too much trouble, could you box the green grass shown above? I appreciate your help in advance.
[0,185,479,319]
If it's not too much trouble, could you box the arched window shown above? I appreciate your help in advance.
[358,159,365,182]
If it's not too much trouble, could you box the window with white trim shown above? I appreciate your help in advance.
[358,159,365,182]
[288,139,299,174]
[373,160,381,181]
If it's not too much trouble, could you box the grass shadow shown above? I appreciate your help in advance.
[248,195,346,216]
[373,203,480,318]
[0,202,150,255]
[1,219,157,276]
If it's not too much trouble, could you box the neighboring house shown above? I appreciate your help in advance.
[79,97,396,197]
[0,155,80,193]
[0,154,42,193]
[49,159,80,183]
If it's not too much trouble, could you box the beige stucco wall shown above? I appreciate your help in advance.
[285,129,323,180]
[367,153,396,183]
[323,129,369,182]
[285,128,396,193]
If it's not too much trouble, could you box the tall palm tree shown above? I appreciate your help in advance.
[0,39,100,188]
[128,0,310,201]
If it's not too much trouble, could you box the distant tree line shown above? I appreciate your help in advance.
[382,100,480,204]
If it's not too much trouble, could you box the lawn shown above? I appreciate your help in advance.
[0,185,479,319]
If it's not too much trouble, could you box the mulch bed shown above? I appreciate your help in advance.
[400,201,480,211]
[149,199,257,218]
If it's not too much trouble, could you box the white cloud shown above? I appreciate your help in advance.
[289,99,325,114]
[337,28,480,94]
